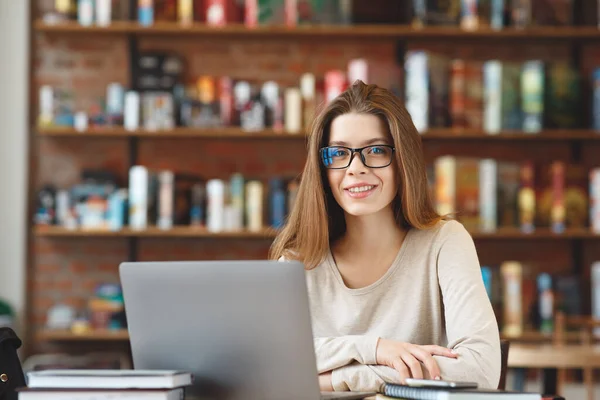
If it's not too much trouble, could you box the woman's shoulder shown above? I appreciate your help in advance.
[277,250,300,263]
[436,218,469,236]
[277,250,329,273]
[410,219,471,246]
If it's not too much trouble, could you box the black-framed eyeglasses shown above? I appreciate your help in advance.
[320,145,396,169]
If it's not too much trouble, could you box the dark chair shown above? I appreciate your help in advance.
[0,328,26,400]
[497,340,510,391]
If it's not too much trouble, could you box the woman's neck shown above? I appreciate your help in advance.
[336,207,407,260]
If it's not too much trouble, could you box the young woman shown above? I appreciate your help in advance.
[270,80,501,393]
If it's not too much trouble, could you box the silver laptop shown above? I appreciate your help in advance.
[119,260,375,400]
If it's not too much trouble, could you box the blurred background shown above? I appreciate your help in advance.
[2,0,600,398]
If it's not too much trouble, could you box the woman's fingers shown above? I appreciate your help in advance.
[422,345,458,358]
[399,349,424,380]
[391,357,411,384]
[410,346,441,380]
[376,340,457,384]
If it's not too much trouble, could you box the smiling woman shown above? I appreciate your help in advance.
[271,80,441,269]
[270,80,501,394]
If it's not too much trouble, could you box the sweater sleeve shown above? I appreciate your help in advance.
[331,362,401,393]
[314,336,380,373]
[434,221,502,389]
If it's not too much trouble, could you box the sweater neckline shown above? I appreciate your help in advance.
[326,227,414,295]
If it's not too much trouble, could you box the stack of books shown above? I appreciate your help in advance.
[17,369,193,400]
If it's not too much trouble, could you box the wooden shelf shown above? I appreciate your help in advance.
[37,126,308,139]
[421,129,600,141]
[34,226,599,239]
[470,227,599,240]
[34,225,279,239]
[34,20,600,40]
[37,127,600,141]
[37,329,129,342]
[38,328,589,343]
[501,330,586,343]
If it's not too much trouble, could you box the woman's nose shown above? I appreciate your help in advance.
[347,152,368,175]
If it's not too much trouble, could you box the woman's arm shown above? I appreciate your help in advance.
[314,336,380,372]
[329,362,402,393]
[434,221,502,389]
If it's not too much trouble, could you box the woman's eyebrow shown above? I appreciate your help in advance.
[328,138,391,146]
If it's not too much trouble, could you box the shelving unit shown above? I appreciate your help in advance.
[37,329,130,342]
[33,225,600,240]
[37,127,600,141]
[37,329,596,342]
[33,20,600,40]
[28,0,600,360]
[35,328,591,344]
[34,226,278,239]
[37,127,309,139]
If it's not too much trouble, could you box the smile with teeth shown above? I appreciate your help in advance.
[347,185,375,193]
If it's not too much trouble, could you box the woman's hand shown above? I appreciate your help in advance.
[319,372,334,391]
[376,338,458,383]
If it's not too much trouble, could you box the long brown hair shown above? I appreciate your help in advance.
[269,80,442,269]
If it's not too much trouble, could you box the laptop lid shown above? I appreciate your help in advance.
[119,260,322,400]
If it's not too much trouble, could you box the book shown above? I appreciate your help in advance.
[593,68,600,130]
[428,54,451,129]
[592,262,600,336]
[535,161,565,232]
[496,161,520,228]
[479,159,497,232]
[500,62,522,130]
[17,387,184,400]
[26,369,192,390]
[501,261,523,336]
[544,63,581,129]
[382,383,541,399]
[483,61,502,135]
[591,168,600,233]
[129,166,150,230]
[518,161,536,233]
[450,59,466,129]
[433,156,479,229]
[455,158,480,230]
[434,155,456,218]
[464,61,484,129]
[564,164,588,229]
[521,61,544,133]
[405,51,429,133]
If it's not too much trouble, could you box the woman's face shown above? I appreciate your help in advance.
[323,113,397,218]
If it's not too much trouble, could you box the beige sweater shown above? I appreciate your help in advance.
[304,220,501,393]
